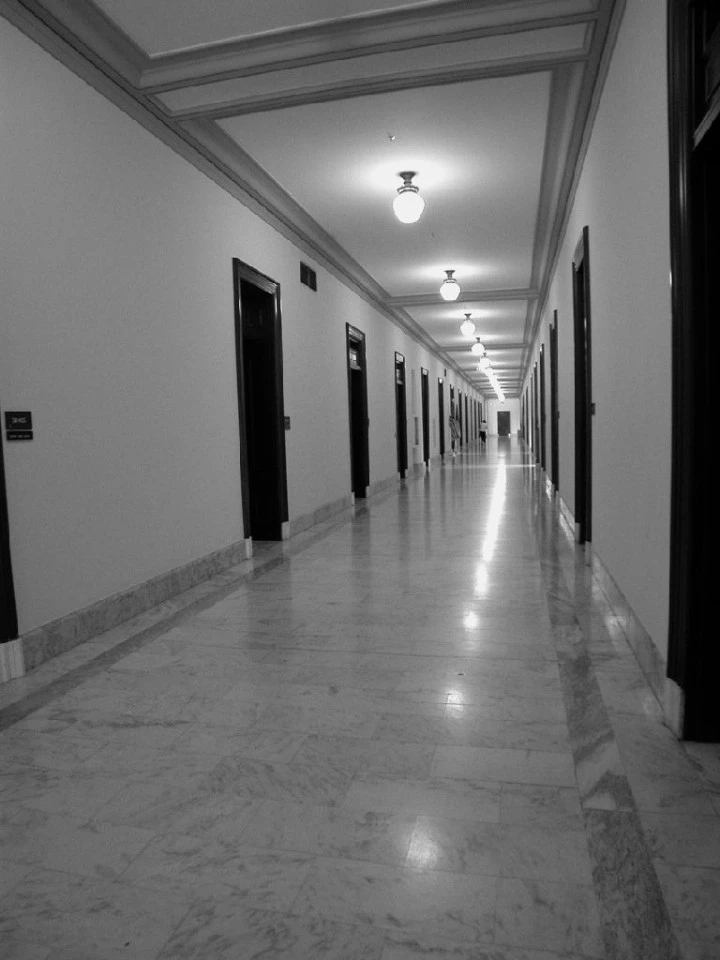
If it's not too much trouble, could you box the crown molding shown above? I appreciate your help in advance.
[163,49,587,121]
[141,10,596,91]
[520,0,625,382]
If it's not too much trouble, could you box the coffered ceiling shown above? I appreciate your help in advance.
[3,0,621,396]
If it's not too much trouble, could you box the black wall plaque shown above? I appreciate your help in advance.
[5,411,33,441]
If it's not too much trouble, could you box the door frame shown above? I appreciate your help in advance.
[346,324,370,497]
[539,343,547,471]
[572,226,592,544]
[666,0,719,739]
[395,352,408,478]
[0,420,19,644]
[550,311,559,490]
[437,378,445,457]
[420,367,430,464]
[232,258,288,540]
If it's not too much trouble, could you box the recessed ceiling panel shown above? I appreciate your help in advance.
[220,72,551,296]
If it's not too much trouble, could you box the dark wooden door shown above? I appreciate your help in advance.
[550,312,559,489]
[667,0,720,739]
[421,368,430,464]
[395,353,408,478]
[0,414,18,644]
[572,227,592,544]
[539,344,547,471]
[437,379,445,457]
[533,365,540,462]
[233,260,288,541]
[347,325,369,498]
[497,410,511,436]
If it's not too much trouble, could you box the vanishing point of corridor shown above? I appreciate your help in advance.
[1,439,719,960]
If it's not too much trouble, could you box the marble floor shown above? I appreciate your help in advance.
[1,438,719,960]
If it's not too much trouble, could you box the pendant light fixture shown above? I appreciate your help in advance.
[393,171,425,224]
[471,337,485,356]
[478,356,491,372]
[460,313,475,338]
[440,269,460,301]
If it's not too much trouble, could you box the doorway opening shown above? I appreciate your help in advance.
[497,410,511,436]
[232,260,288,541]
[458,391,463,447]
[572,226,592,544]
[347,325,369,499]
[533,363,540,462]
[421,368,430,465]
[0,417,18,644]
[438,379,445,457]
[539,343,547,471]
[395,353,408,478]
[550,311,559,490]
[667,0,720,739]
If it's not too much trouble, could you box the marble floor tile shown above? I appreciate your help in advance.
[290,857,497,943]
[156,901,386,960]
[0,804,154,879]
[406,817,592,882]
[341,776,501,822]
[121,835,313,905]
[431,746,576,787]
[4,442,719,959]
[0,868,193,959]
[241,800,417,865]
[495,877,603,957]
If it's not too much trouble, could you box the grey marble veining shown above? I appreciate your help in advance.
[1,440,719,959]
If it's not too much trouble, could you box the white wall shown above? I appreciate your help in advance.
[0,16,480,635]
[524,0,671,654]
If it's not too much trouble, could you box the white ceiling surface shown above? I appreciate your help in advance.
[220,73,550,297]
[22,0,613,397]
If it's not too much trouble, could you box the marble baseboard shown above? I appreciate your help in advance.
[288,495,353,538]
[367,474,401,499]
[16,538,252,676]
[557,494,576,537]
[588,552,667,697]
[0,638,25,681]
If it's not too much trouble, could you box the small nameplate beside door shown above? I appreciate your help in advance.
[5,411,33,441]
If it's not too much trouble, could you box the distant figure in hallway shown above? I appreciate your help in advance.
[479,418,488,446]
[449,403,460,456]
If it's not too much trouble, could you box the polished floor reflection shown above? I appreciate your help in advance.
[1,437,719,959]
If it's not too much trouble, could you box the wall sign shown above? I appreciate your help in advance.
[5,412,33,441]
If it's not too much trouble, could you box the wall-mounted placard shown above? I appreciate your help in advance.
[5,411,33,441]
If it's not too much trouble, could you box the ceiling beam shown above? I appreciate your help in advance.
[161,51,587,120]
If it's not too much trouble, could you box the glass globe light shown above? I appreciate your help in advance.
[393,172,425,224]
[440,269,460,301]
[460,313,475,338]
[471,338,485,355]
[478,357,491,371]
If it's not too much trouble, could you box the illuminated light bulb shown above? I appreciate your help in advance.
[393,171,425,224]
[460,313,475,338]
[440,269,460,301]
[478,357,491,372]
[471,338,485,356]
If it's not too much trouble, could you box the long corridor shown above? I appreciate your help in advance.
[1,439,719,960]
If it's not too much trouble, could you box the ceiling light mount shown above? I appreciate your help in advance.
[440,269,460,301]
[393,171,425,224]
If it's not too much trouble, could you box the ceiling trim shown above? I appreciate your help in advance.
[444,342,525,352]
[389,289,538,307]
[161,50,587,121]
[520,0,625,380]
[0,0,481,392]
[141,12,597,91]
